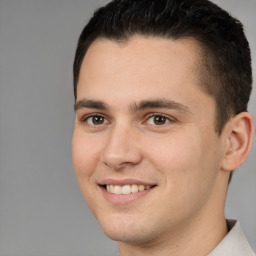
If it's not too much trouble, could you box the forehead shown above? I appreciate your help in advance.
[82,36,201,76]
[78,36,202,93]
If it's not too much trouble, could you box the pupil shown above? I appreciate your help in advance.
[154,116,166,125]
[93,116,104,125]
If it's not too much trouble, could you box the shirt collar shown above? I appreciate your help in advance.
[208,219,255,256]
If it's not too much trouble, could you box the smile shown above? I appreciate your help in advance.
[106,184,152,195]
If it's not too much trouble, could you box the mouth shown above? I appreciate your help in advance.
[99,179,157,204]
[103,184,154,195]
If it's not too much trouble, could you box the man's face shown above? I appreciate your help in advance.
[72,36,227,244]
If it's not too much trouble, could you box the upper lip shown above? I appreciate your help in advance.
[99,178,157,186]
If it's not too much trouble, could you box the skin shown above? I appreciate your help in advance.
[72,36,254,256]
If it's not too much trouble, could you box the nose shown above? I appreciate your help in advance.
[100,123,143,170]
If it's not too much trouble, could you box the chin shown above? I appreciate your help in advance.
[104,228,154,244]
[97,214,162,244]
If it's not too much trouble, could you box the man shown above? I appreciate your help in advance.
[72,0,255,255]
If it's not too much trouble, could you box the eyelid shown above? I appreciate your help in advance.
[79,112,110,125]
[143,112,175,125]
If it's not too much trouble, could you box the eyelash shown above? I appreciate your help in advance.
[81,113,109,126]
[80,113,174,127]
[144,113,174,127]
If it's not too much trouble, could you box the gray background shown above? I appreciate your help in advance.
[0,0,255,255]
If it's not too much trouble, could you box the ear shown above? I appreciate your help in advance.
[220,112,254,171]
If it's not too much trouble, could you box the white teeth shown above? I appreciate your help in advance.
[138,185,145,191]
[131,184,139,193]
[114,185,122,194]
[106,184,152,195]
[122,185,131,194]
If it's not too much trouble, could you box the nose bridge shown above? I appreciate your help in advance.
[101,120,142,169]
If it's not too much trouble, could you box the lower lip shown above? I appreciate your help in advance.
[100,186,154,205]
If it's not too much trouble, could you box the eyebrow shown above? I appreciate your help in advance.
[74,98,191,113]
[131,98,191,113]
[74,99,108,111]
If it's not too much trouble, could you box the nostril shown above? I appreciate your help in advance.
[102,159,141,170]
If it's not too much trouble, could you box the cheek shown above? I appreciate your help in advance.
[72,132,103,214]
[72,132,101,178]
[145,133,206,176]
[144,132,218,208]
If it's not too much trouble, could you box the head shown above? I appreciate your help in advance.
[72,0,254,252]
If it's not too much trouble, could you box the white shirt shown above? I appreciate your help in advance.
[208,219,255,256]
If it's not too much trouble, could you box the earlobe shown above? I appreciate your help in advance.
[220,112,254,171]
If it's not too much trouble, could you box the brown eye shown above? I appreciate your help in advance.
[93,116,104,125]
[153,115,167,125]
[86,115,107,125]
[146,114,170,126]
